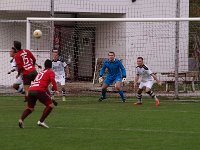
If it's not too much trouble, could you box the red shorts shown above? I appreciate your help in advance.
[28,90,52,108]
[23,70,38,85]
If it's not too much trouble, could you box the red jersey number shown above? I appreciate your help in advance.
[34,71,46,82]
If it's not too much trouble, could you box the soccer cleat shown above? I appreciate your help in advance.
[134,102,142,105]
[122,98,126,103]
[155,98,160,106]
[37,121,49,128]
[18,119,24,128]
[98,97,106,102]
[62,96,66,102]
[52,100,58,106]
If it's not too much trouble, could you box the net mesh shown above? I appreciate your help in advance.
[27,20,200,97]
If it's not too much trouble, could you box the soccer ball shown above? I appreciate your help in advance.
[33,29,42,38]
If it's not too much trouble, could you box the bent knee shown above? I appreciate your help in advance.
[27,107,34,112]
[115,86,121,91]
[13,84,19,89]
[145,89,151,93]
[102,84,108,89]
[49,103,54,108]
[61,87,65,91]
[137,89,143,94]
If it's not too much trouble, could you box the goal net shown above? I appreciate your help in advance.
[1,18,200,98]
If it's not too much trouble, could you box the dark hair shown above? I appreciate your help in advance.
[137,57,143,60]
[14,41,21,50]
[11,47,17,53]
[44,59,52,69]
[108,51,115,56]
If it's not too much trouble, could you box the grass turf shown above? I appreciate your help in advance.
[0,96,200,150]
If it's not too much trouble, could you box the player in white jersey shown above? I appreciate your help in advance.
[134,57,161,106]
[8,47,24,94]
[52,49,70,101]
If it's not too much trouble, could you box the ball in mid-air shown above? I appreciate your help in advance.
[33,29,42,38]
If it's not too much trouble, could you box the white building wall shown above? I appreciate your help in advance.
[0,0,50,11]
[95,22,126,61]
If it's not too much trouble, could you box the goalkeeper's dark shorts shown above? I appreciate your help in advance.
[27,90,52,109]
[23,70,38,85]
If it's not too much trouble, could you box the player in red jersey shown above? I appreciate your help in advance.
[14,41,38,102]
[18,59,59,129]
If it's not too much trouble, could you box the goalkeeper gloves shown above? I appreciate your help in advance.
[98,77,103,83]
[122,78,126,83]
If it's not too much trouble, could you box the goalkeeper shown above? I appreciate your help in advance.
[98,52,126,102]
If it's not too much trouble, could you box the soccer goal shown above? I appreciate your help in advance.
[1,17,200,97]
[25,17,200,97]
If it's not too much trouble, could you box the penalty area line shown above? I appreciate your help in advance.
[52,127,200,134]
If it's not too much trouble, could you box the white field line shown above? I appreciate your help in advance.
[54,127,200,134]
[0,126,199,134]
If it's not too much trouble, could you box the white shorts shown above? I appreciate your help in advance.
[15,75,23,85]
[55,75,65,86]
[139,81,154,89]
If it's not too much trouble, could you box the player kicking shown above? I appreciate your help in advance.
[8,47,24,94]
[134,57,161,106]
[51,49,70,101]
[98,52,126,102]
[14,41,38,102]
[18,59,59,129]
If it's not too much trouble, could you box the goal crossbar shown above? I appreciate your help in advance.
[27,17,200,22]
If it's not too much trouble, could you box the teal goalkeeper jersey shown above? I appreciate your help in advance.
[99,58,126,78]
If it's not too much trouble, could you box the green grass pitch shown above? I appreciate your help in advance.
[0,96,200,150]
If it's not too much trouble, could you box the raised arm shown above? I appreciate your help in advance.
[8,61,17,74]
